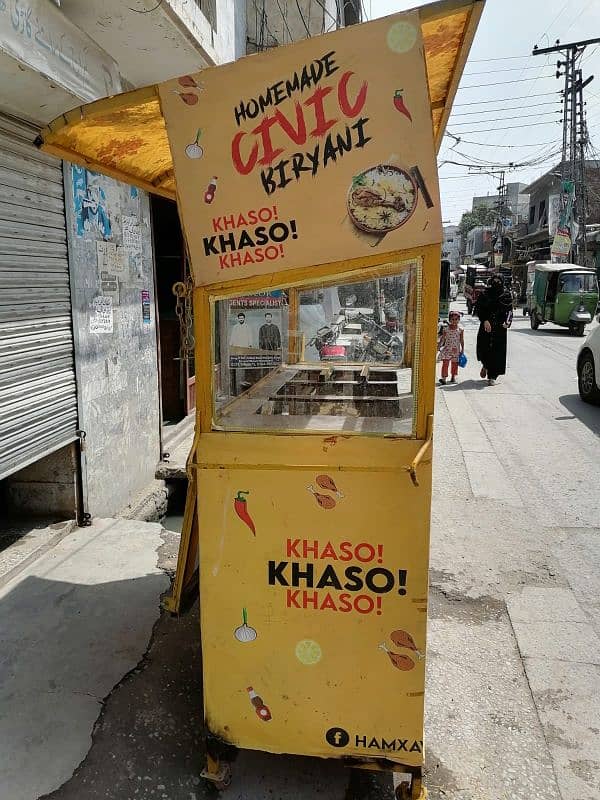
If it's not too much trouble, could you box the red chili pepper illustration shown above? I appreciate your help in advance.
[234,491,256,536]
[393,89,412,122]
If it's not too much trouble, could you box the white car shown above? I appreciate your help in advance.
[577,319,600,403]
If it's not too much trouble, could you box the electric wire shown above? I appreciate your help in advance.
[458,75,556,90]
[453,92,559,107]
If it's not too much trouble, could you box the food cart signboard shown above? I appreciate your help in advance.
[196,434,430,764]
[158,10,440,287]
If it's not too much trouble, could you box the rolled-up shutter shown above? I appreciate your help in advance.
[0,114,78,480]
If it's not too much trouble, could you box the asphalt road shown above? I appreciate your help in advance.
[6,298,599,800]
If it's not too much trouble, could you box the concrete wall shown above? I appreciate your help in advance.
[2,444,78,520]
[246,0,339,52]
[63,166,160,518]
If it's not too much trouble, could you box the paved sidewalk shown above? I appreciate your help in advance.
[0,518,169,800]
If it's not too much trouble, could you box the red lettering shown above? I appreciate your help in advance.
[305,85,337,137]
[338,71,368,118]
[355,543,376,563]
[219,254,230,269]
[247,209,258,224]
[274,103,307,145]
[286,589,301,608]
[222,214,236,230]
[320,592,338,611]
[355,594,375,614]
[287,538,301,558]
[303,591,319,609]
[303,540,319,558]
[236,213,248,227]
[252,115,284,167]
[212,217,224,233]
[339,593,353,612]
[320,541,338,560]
[232,131,258,175]
[339,541,353,561]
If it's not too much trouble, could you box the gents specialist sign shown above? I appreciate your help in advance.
[158,10,441,286]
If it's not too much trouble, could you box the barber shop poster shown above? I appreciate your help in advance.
[228,292,287,368]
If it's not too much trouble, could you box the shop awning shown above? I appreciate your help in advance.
[36,0,483,201]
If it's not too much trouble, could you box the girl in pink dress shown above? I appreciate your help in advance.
[438,310,464,385]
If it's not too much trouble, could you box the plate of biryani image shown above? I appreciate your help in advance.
[347,164,418,235]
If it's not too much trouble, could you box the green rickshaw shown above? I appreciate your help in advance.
[529,264,599,336]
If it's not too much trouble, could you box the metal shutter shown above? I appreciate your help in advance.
[0,113,78,480]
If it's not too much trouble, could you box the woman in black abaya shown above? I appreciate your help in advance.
[475,275,513,385]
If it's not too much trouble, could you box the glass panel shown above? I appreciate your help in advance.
[559,273,599,293]
[212,261,420,436]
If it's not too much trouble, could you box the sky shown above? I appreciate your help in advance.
[366,0,600,224]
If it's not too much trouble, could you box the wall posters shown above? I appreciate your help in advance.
[158,10,440,287]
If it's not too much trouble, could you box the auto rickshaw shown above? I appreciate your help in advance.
[464,265,494,314]
[529,264,599,336]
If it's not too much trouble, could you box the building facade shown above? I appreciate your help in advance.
[0,0,241,521]
[442,225,461,268]
[0,0,353,523]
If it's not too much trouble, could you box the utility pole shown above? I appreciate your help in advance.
[533,37,599,265]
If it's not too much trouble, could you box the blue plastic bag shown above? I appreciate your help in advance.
[458,352,467,368]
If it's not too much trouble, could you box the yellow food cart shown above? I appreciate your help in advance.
[38,3,483,797]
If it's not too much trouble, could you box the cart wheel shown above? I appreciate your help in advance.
[214,763,232,791]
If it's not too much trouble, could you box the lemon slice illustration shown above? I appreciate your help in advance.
[295,639,322,665]
[386,21,417,53]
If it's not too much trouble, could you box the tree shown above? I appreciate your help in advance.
[457,205,497,238]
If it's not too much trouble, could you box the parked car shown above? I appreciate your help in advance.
[577,319,600,403]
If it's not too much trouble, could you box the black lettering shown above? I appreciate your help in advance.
[365,567,395,594]
[260,168,277,196]
[237,230,255,250]
[272,80,286,105]
[381,738,396,750]
[310,58,324,86]
[343,565,364,592]
[316,564,342,590]
[275,159,292,190]
[305,144,320,176]
[219,233,237,252]
[368,737,379,749]
[258,87,273,115]
[410,740,423,753]
[254,226,269,245]
[291,562,314,586]
[322,133,338,168]
[355,735,367,747]
[269,222,290,244]
[203,236,218,256]
[396,739,408,752]
[291,153,311,180]
[353,117,372,149]
[322,50,338,78]
[285,72,300,96]
[234,102,246,127]
[336,127,353,154]
[300,65,312,91]
[246,98,260,119]
[268,560,289,586]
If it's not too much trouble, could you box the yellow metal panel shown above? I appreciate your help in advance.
[194,431,432,766]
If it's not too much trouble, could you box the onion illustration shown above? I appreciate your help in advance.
[234,608,257,643]
[185,129,204,159]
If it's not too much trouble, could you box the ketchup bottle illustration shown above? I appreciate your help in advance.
[204,176,218,204]
[393,89,412,122]
[247,686,272,721]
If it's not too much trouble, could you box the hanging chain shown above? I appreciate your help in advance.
[173,271,195,360]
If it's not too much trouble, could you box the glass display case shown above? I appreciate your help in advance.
[212,260,420,436]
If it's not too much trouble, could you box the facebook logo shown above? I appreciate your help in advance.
[325,727,350,748]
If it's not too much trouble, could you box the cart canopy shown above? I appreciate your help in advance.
[38,0,483,201]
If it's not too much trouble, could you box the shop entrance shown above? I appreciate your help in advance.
[151,196,195,429]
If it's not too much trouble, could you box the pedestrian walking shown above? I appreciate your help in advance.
[475,274,513,386]
[438,310,464,385]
